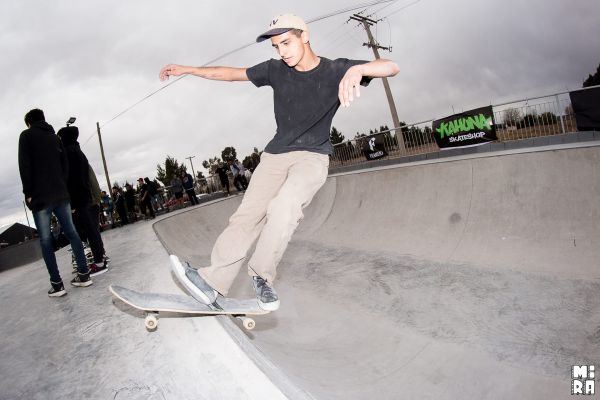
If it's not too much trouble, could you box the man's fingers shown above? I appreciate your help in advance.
[354,83,361,99]
[339,78,362,107]
[159,64,174,81]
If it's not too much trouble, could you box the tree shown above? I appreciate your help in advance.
[202,157,222,175]
[221,146,237,162]
[537,112,558,126]
[583,62,600,87]
[156,155,186,186]
[330,126,345,144]
[517,112,538,129]
[503,108,522,127]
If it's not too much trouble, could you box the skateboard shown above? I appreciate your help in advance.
[109,285,268,331]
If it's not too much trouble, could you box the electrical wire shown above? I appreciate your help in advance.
[380,0,422,19]
[366,0,400,18]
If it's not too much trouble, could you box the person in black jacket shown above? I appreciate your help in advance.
[18,109,93,296]
[181,170,198,205]
[112,186,129,225]
[215,163,230,195]
[137,178,155,219]
[57,125,108,277]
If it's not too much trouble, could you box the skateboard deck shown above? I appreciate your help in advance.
[109,285,268,331]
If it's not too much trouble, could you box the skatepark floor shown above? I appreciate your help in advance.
[0,207,288,400]
[2,142,600,399]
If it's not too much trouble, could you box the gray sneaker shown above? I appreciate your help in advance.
[252,276,280,311]
[171,259,218,305]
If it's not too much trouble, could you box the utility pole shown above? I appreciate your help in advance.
[349,13,405,151]
[186,156,197,184]
[96,122,112,191]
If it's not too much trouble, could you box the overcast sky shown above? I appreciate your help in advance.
[1,0,599,228]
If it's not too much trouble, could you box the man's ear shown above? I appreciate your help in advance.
[301,30,310,44]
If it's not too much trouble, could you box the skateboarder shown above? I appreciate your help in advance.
[159,14,399,310]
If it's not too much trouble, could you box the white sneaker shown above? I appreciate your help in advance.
[170,255,218,304]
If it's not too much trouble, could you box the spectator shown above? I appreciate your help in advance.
[215,163,230,195]
[18,108,93,296]
[181,170,198,205]
[100,190,113,226]
[112,186,128,225]
[137,178,155,219]
[145,177,164,211]
[57,125,108,277]
[124,183,138,222]
[170,175,185,208]
[228,159,248,191]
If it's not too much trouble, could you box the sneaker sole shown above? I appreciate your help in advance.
[49,291,67,297]
[90,268,109,277]
[169,255,215,305]
[71,280,93,287]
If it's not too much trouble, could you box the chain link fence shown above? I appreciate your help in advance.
[330,87,592,169]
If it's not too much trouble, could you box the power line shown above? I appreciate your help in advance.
[380,0,422,19]
[319,23,363,54]
[366,0,400,17]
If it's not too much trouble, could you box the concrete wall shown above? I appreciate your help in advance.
[153,143,600,400]
[0,239,42,272]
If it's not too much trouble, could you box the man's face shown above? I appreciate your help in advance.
[270,30,308,67]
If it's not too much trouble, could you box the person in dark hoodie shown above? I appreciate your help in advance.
[18,108,93,296]
[57,125,108,277]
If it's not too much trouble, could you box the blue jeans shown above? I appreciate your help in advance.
[32,201,89,284]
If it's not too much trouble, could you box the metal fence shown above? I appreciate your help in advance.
[330,86,596,169]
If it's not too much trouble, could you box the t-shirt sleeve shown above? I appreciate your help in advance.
[246,60,272,88]
[336,58,373,87]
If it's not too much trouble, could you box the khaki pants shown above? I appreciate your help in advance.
[199,151,329,295]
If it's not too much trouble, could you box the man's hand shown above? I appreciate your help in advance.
[339,59,400,108]
[339,65,364,108]
[26,197,32,204]
[159,64,188,81]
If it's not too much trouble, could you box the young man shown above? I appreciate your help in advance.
[18,109,93,296]
[137,178,156,219]
[145,177,164,211]
[181,170,199,205]
[169,175,185,209]
[160,14,399,310]
[215,163,230,195]
[57,126,109,276]
[228,159,248,191]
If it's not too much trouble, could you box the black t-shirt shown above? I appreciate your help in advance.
[139,184,148,200]
[246,57,370,155]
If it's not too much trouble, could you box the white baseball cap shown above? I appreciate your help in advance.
[256,14,308,43]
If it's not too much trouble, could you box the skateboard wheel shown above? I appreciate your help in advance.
[145,314,158,331]
[236,316,255,330]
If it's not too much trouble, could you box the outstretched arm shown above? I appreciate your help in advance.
[159,64,249,82]
[339,58,400,107]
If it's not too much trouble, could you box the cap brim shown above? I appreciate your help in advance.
[256,28,292,43]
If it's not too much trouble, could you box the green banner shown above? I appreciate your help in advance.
[432,106,497,148]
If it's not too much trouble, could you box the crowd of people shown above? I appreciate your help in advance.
[101,170,202,227]
[17,110,258,299]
